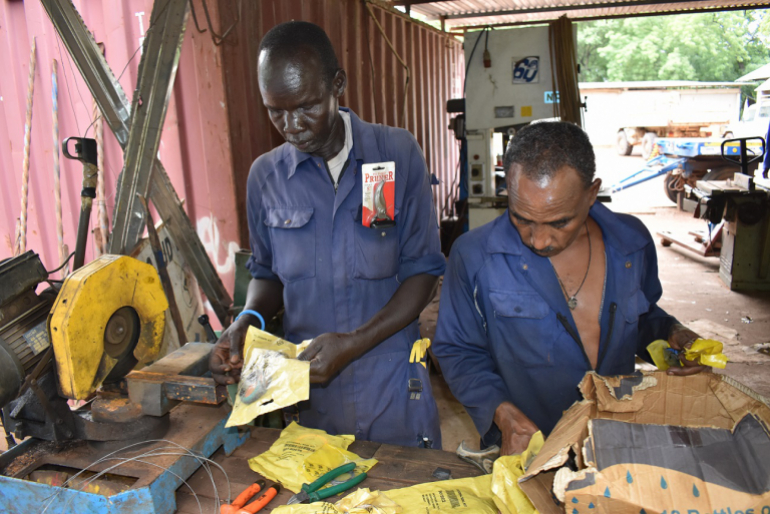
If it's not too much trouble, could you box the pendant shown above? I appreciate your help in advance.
[568,297,578,310]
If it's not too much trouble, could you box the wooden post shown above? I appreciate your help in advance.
[53,59,67,273]
[18,39,37,256]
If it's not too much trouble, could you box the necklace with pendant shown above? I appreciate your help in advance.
[550,221,592,310]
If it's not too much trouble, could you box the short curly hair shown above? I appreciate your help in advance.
[504,122,595,188]
[259,21,339,89]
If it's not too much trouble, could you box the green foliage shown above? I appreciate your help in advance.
[577,11,770,84]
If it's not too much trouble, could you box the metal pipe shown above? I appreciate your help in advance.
[62,138,98,270]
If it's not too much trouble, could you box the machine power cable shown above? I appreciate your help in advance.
[46,251,75,275]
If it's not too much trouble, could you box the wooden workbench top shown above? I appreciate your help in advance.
[176,427,483,513]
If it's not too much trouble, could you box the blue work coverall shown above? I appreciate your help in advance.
[245,108,445,448]
[433,204,678,447]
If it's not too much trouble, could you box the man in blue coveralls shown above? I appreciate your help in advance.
[433,122,707,456]
[209,21,445,448]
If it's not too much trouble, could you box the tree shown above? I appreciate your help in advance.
[577,11,770,84]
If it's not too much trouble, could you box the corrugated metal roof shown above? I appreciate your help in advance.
[399,0,770,29]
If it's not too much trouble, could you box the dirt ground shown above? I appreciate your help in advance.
[423,146,770,451]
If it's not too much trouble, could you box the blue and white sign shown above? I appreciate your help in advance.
[544,91,560,104]
[513,56,540,84]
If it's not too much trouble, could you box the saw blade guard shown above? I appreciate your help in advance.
[49,255,168,400]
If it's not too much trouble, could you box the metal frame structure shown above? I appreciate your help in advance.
[393,0,770,30]
[40,0,232,324]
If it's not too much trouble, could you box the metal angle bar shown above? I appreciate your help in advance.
[40,0,131,146]
[39,0,232,324]
[110,0,190,255]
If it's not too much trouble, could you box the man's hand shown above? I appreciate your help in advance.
[666,323,710,376]
[297,332,362,384]
[209,317,252,385]
[494,402,539,456]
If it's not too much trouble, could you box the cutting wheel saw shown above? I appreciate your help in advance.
[0,252,171,443]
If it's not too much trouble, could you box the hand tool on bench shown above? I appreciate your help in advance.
[286,462,367,504]
[221,480,281,514]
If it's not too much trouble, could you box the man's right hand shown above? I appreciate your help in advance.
[494,401,540,456]
[209,317,252,385]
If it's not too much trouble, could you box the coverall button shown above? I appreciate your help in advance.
[625,261,632,268]
[285,219,291,225]
[381,232,386,237]
[522,264,528,270]
[515,306,522,313]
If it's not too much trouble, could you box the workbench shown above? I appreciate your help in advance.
[176,427,484,513]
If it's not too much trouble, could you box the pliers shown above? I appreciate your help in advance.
[221,480,282,514]
[286,462,367,504]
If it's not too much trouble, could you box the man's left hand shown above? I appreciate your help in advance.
[666,323,710,376]
[298,332,362,383]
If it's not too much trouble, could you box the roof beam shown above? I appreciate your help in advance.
[393,0,462,4]
[438,0,753,19]
[446,2,770,29]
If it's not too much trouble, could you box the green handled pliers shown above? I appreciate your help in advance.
[286,462,367,504]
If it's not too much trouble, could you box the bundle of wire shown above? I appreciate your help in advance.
[548,15,582,126]
[39,439,232,514]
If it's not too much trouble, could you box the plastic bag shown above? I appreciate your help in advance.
[301,444,377,492]
[273,475,496,514]
[271,489,401,514]
[226,328,311,427]
[647,338,728,371]
[384,474,497,513]
[248,422,375,494]
[491,431,544,514]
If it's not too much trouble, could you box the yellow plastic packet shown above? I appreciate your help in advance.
[273,475,496,514]
[491,431,544,514]
[685,338,729,368]
[301,444,377,491]
[385,474,497,513]
[249,422,366,493]
[226,327,311,427]
[647,338,728,371]
[271,488,401,514]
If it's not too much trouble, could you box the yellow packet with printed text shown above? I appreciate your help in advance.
[301,444,377,491]
[384,474,497,513]
[271,488,401,514]
[226,328,311,427]
[249,423,360,493]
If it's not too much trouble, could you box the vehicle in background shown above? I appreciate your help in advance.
[724,93,770,140]
[580,81,741,160]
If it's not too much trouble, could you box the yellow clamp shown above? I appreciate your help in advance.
[409,338,431,368]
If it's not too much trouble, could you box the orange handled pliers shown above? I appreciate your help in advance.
[221,480,282,514]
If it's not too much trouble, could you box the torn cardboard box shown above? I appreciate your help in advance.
[519,372,770,514]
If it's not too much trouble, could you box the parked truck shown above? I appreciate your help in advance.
[580,81,741,159]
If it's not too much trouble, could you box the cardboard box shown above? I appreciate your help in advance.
[519,372,770,513]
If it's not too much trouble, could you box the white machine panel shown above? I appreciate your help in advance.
[464,26,555,131]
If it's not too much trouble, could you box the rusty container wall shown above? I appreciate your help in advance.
[0,0,240,296]
[217,0,465,245]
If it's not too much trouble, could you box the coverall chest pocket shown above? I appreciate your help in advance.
[264,207,316,282]
[489,291,555,368]
[351,210,399,280]
[622,288,651,325]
